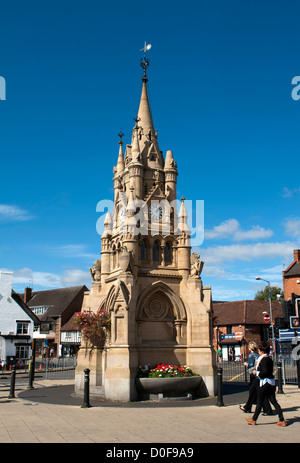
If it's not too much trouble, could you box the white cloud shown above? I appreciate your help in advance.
[0,204,33,222]
[212,287,254,301]
[202,266,227,277]
[2,267,92,290]
[284,218,300,238]
[200,241,296,266]
[61,269,91,286]
[11,268,61,288]
[45,244,96,259]
[205,219,239,240]
[282,187,300,198]
[204,219,273,242]
[233,225,273,241]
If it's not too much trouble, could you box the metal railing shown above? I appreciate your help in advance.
[280,356,299,385]
[219,356,300,385]
[219,360,247,382]
[42,357,77,380]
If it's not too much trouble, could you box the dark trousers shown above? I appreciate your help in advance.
[252,383,284,422]
[244,376,272,414]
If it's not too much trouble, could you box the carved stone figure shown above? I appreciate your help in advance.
[90,259,101,281]
[118,245,133,273]
[190,252,204,278]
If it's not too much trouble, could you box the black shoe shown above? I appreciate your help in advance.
[239,405,250,413]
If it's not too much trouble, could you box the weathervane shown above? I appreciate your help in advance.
[118,129,125,143]
[140,41,152,81]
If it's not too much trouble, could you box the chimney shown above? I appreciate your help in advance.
[294,249,300,263]
[0,271,13,297]
[24,286,32,303]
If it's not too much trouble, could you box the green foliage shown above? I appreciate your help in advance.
[254,285,284,301]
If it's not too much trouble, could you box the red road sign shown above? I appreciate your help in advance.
[290,316,300,329]
[235,332,243,341]
[264,314,270,323]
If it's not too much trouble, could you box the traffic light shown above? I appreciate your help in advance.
[274,317,286,338]
[268,325,273,340]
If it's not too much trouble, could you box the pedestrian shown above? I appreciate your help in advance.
[232,346,235,362]
[50,347,54,357]
[244,341,286,426]
[239,341,272,415]
[217,347,222,363]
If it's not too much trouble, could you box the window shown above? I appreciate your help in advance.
[153,241,160,262]
[16,322,29,335]
[16,345,30,359]
[164,242,172,264]
[141,240,147,261]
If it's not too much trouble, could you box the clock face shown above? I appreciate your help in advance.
[149,205,163,220]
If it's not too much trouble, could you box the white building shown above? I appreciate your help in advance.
[0,271,40,368]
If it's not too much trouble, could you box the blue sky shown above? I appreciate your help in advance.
[0,0,300,300]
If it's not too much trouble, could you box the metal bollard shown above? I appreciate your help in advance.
[8,364,16,399]
[82,368,92,408]
[27,340,36,390]
[217,367,224,407]
[277,360,284,394]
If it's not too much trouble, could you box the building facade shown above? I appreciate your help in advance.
[282,249,300,301]
[60,312,82,356]
[75,57,216,401]
[212,300,283,360]
[22,285,88,357]
[0,272,40,368]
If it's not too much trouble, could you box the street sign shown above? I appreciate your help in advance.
[290,316,300,329]
[279,329,300,341]
[264,314,270,323]
[235,332,243,341]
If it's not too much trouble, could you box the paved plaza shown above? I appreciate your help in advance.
[0,377,299,444]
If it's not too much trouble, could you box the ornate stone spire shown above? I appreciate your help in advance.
[116,131,125,173]
[136,78,155,144]
[178,196,191,236]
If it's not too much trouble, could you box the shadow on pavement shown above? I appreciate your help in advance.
[18,381,250,408]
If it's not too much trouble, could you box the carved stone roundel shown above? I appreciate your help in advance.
[144,298,169,319]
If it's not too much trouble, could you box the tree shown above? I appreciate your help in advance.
[254,285,284,301]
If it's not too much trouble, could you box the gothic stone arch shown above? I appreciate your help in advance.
[136,282,187,366]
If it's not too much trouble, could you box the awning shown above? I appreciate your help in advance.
[219,339,241,345]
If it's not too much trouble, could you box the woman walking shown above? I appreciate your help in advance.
[244,342,286,426]
[240,341,272,415]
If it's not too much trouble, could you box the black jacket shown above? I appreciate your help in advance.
[257,356,274,380]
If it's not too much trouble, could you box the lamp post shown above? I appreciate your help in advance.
[256,277,275,355]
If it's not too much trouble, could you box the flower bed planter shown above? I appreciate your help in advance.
[136,376,203,399]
